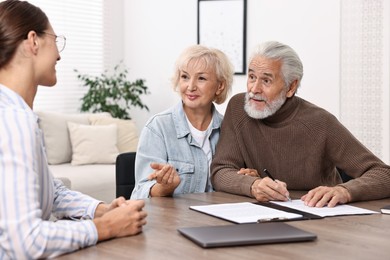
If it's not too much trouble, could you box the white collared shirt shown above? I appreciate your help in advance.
[0,84,99,259]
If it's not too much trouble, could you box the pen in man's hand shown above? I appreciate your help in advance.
[263,169,292,202]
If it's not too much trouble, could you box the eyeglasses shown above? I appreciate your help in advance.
[42,32,66,53]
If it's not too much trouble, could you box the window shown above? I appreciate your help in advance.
[30,0,110,113]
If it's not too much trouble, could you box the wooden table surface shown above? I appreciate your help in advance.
[55,191,390,260]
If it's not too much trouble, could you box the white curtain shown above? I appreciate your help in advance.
[340,0,390,163]
[30,0,107,113]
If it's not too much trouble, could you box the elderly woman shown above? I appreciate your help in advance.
[131,45,234,199]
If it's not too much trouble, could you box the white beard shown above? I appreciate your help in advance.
[244,90,287,119]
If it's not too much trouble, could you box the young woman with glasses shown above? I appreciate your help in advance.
[0,1,147,258]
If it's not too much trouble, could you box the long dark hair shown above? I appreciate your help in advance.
[0,0,49,68]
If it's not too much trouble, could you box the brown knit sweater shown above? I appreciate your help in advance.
[211,93,390,202]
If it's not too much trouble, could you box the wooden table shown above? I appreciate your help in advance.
[56,192,390,259]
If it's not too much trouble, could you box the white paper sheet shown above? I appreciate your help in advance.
[190,202,302,224]
[271,199,378,217]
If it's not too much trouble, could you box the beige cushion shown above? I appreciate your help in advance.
[35,111,111,164]
[67,122,119,165]
[36,111,90,164]
[89,117,139,153]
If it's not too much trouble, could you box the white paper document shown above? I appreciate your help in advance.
[271,200,379,217]
[190,202,302,224]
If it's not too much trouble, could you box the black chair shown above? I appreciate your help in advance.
[115,152,136,199]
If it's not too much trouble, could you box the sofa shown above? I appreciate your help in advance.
[35,111,139,202]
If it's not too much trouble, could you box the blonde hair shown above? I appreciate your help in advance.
[171,45,234,104]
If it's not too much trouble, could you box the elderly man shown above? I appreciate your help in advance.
[211,41,390,207]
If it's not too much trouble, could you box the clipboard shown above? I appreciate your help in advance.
[190,202,305,224]
[267,199,378,218]
[381,205,390,214]
[254,202,323,221]
[190,200,377,224]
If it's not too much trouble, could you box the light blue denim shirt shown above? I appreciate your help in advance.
[131,102,223,199]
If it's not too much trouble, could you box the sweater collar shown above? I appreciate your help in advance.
[261,96,300,126]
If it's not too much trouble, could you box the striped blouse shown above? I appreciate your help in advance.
[0,85,100,259]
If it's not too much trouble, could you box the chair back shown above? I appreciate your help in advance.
[115,152,136,199]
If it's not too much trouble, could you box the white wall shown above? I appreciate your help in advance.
[104,0,124,68]
[123,0,341,132]
[30,0,389,162]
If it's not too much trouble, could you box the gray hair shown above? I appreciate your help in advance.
[249,41,303,89]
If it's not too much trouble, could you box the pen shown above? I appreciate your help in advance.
[263,169,292,202]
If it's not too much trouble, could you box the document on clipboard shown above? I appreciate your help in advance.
[190,200,378,224]
[270,200,379,217]
[189,202,303,224]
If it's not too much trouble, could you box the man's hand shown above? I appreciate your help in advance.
[301,186,351,207]
[93,200,147,241]
[148,162,181,197]
[250,178,290,202]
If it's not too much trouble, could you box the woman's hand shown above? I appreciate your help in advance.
[148,163,181,197]
[94,196,133,218]
[94,200,147,241]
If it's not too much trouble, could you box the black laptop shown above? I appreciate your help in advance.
[178,222,317,248]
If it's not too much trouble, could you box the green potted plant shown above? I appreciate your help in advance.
[75,62,149,119]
